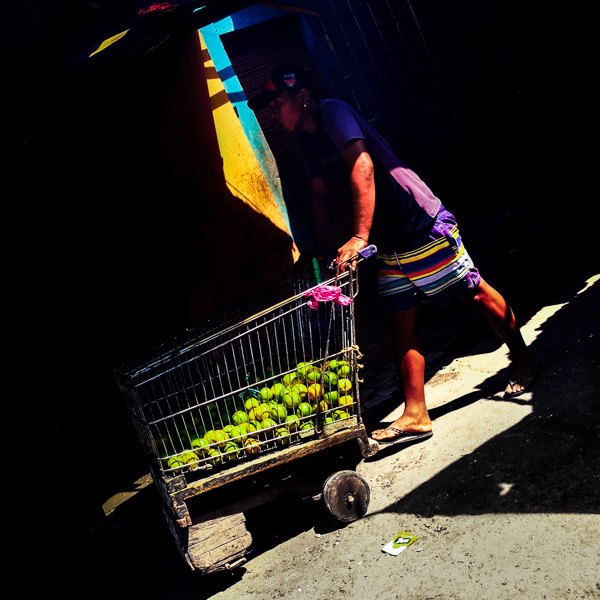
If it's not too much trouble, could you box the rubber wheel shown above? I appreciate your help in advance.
[322,470,370,523]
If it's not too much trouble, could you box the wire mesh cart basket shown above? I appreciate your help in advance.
[116,247,379,573]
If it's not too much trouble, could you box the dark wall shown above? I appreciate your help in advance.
[8,27,297,535]
[7,32,188,534]
[411,0,579,206]
[294,0,583,214]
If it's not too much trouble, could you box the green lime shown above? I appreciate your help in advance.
[244,397,260,412]
[305,367,322,385]
[166,456,184,473]
[259,387,274,401]
[296,402,313,418]
[247,420,261,435]
[260,418,277,437]
[231,410,249,426]
[222,441,241,460]
[337,378,352,393]
[243,437,261,455]
[295,361,312,377]
[179,450,198,465]
[270,403,288,423]
[282,372,296,387]
[191,436,210,456]
[337,361,351,377]
[339,395,354,407]
[225,425,242,441]
[249,404,266,421]
[333,409,351,421]
[324,390,340,406]
[212,429,230,448]
[325,359,339,372]
[274,427,290,446]
[282,391,301,411]
[285,414,301,432]
[322,371,338,389]
[206,448,222,465]
[204,430,217,444]
[271,382,286,397]
[236,422,253,440]
[258,402,272,418]
[291,383,308,401]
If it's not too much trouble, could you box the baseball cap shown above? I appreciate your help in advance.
[248,64,314,111]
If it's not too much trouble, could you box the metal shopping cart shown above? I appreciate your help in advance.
[115,246,379,573]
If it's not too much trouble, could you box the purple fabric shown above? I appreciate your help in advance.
[315,99,441,219]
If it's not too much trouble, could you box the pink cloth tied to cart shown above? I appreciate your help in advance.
[305,284,352,310]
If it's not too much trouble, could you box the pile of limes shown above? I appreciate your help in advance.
[159,357,356,475]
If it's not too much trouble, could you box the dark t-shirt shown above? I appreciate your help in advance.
[299,99,441,251]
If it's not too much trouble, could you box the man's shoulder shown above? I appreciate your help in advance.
[320,98,353,113]
[319,98,361,131]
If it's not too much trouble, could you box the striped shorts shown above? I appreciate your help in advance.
[377,207,481,313]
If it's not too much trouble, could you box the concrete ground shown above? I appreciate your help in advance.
[45,198,599,600]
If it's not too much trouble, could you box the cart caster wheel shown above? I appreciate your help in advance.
[322,470,370,523]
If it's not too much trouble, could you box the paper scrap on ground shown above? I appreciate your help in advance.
[382,531,418,556]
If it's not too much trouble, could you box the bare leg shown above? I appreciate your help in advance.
[459,278,537,394]
[371,279,536,441]
[371,307,432,441]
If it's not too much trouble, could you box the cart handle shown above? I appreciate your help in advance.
[358,244,378,259]
[328,244,378,271]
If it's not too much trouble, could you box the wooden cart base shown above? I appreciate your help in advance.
[154,422,378,572]
[163,509,253,573]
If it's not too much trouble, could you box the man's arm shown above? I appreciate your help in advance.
[336,138,375,269]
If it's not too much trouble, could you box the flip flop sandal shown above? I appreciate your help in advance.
[504,363,543,398]
[371,427,433,446]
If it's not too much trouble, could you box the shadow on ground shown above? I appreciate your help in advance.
[76,462,358,599]
[366,277,600,519]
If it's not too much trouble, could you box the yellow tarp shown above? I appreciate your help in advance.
[199,32,299,260]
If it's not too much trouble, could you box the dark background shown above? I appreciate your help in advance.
[2,1,591,576]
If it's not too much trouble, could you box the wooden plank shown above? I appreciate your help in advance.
[153,464,193,527]
[162,505,252,573]
[188,513,246,547]
[160,506,195,570]
[355,431,379,458]
[187,512,253,573]
[189,533,253,573]
[190,525,250,556]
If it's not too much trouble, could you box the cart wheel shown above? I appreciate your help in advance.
[322,470,370,523]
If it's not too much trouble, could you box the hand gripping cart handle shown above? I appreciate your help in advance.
[328,244,378,272]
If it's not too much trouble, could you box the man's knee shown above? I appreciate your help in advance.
[459,278,490,306]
